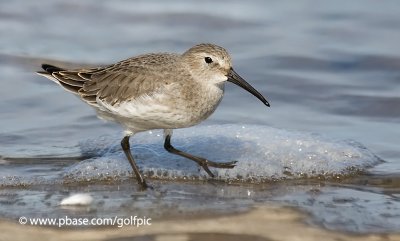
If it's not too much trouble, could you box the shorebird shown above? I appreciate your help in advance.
[37,43,269,188]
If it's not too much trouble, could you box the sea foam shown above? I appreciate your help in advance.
[63,124,380,183]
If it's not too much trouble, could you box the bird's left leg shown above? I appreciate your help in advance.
[121,134,148,189]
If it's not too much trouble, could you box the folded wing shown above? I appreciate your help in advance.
[37,57,174,108]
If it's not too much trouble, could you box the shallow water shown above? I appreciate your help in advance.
[0,0,399,234]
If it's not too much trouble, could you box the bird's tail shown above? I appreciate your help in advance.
[36,63,88,95]
[36,63,101,107]
[36,64,65,85]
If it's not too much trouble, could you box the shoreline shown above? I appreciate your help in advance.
[1,205,399,241]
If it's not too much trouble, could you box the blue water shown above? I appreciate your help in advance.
[0,0,399,234]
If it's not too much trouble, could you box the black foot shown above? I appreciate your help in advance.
[196,159,237,178]
[137,181,153,191]
[206,160,238,168]
[163,134,238,178]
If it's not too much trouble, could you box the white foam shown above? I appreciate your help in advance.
[63,124,380,183]
[60,193,93,206]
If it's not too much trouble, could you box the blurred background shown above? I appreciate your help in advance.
[0,0,399,235]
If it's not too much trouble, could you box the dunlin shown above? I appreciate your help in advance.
[37,43,269,188]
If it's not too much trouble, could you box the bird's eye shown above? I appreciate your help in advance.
[204,57,213,64]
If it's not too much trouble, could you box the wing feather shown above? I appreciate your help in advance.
[36,53,185,111]
[53,73,84,87]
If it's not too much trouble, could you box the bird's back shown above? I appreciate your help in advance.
[37,53,183,108]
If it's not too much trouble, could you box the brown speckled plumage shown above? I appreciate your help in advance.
[37,43,269,188]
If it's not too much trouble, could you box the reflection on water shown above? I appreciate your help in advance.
[0,0,399,234]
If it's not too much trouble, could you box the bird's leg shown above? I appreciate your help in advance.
[121,135,148,189]
[163,130,237,178]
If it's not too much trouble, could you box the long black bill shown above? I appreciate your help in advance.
[227,68,270,107]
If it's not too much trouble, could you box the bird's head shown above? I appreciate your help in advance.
[182,43,270,107]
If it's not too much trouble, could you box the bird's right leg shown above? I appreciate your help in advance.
[163,129,237,178]
[121,135,148,189]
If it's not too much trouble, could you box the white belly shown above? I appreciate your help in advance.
[96,83,224,133]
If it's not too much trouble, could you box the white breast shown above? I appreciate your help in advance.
[95,82,225,133]
[96,87,194,132]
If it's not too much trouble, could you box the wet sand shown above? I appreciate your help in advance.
[2,205,399,241]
